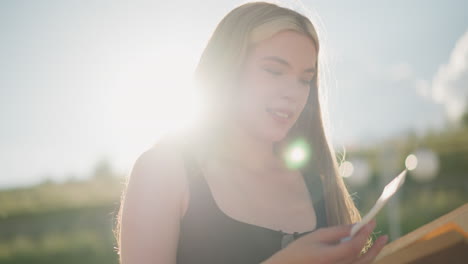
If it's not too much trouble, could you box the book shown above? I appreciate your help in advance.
[375,203,468,264]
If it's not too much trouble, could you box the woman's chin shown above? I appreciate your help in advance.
[263,129,289,142]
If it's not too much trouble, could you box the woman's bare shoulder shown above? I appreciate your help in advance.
[131,134,189,189]
[124,134,191,213]
[120,134,190,263]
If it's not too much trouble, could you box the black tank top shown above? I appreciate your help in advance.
[176,144,328,264]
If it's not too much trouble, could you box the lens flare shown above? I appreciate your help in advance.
[290,148,305,162]
[283,139,311,169]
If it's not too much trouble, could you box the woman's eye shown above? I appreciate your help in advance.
[264,68,282,76]
[300,79,313,86]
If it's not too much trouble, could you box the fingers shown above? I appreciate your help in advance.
[312,224,354,243]
[325,220,377,262]
[355,235,388,264]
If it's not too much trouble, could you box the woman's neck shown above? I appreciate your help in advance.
[213,123,285,174]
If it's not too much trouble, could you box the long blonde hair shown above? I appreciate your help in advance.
[192,1,361,226]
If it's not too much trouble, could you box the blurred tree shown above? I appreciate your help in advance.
[38,174,55,186]
[64,173,80,183]
[92,158,114,180]
[462,105,468,128]
[342,121,468,242]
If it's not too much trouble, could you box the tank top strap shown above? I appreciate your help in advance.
[179,143,201,179]
[178,141,219,208]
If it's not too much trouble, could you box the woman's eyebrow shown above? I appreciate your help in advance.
[261,56,316,73]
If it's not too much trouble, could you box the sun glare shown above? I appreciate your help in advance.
[111,42,204,140]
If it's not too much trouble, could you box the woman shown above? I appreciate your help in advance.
[116,1,388,263]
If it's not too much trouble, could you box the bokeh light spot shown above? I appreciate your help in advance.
[405,154,418,171]
[410,148,439,182]
[339,161,354,178]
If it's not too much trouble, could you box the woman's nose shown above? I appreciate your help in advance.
[278,76,305,101]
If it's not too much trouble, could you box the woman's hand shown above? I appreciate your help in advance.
[262,219,388,264]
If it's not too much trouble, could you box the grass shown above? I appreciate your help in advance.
[0,177,124,264]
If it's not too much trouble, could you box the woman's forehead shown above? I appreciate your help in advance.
[248,30,317,68]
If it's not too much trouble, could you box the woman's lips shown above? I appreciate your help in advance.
[266,107,294,122]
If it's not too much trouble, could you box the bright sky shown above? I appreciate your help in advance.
[1,0,467,189]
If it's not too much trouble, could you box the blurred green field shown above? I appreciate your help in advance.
[0,177,123,264]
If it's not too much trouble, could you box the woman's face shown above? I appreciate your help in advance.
[233,30,317,142]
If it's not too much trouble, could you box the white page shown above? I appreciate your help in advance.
[341,169,407,242]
